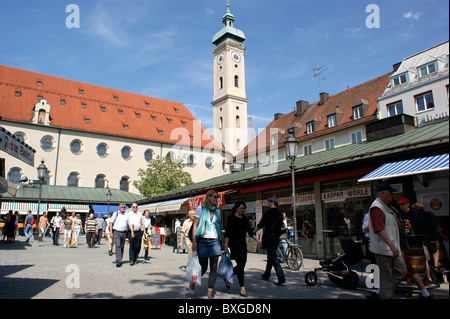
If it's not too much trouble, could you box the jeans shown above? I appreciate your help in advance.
[24,224,33,241]
[262,233,285,282]
[52,228,60,245]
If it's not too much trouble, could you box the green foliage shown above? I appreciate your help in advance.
[133,156,194,197]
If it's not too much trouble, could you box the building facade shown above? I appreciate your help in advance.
[378,41,449,127]
[0,65,230,194]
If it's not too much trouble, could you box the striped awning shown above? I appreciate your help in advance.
[358,154,449,182]
[1,201,90,215]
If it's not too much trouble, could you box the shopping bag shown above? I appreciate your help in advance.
[186,253,202,286]
[217,253,234,283]
[70,233,77,246]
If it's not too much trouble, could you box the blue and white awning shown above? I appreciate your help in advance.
[358,154,449,182]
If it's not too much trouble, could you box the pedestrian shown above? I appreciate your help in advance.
[224,201,259,297]
[128,203,144,265]
[105,212,114,256]
[73,214,82,246]
[24,210,34,243]
[110,203,129,267]
[253,196,286,286]
[280,212,294,254]
[38,212,49,242]
[50,212,63,246]
[368,182,407,299]
[62,213,73,248]
[398,198,419,232]
[96,214,105,245]
[84,213,98,248]
[180,210,195,257]
[191,189,222,299]
[5,210,16,243]
[412,202,448,282]
[14,211,19,242]
[142,209,152,260]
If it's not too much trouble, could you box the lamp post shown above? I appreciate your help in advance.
[35,160,47,238]
[106,188,112,216]
[284,127,300,243]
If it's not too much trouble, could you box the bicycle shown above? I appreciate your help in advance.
[277,238,303,270]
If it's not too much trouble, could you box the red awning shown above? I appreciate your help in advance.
[187,190,236,210]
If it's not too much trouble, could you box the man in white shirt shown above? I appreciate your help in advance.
[51,212,63,246]
[128,203,145,266]
[110,203,129,267]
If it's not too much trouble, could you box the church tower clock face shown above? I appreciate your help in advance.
[231,51,241,63]
[217,53,225,65]
[211,3,248,157]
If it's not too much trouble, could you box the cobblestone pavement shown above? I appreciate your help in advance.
[0,235,448,300]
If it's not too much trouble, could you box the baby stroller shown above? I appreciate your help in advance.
[305,236,365,290]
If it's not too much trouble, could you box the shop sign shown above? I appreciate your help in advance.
[321,187,371,201]
[277,194,315,206]
[0,127,35,166]
[188,192,225,210]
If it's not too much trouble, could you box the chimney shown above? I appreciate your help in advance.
[274,113,284,120]
[392,62,402,72]
[296,100,309,117]
[319,92,329,105]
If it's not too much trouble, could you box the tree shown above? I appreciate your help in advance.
[133,156,194,197]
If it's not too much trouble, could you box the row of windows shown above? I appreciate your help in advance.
[14,133,217,168]
[306,104,365,135]
[386,90,441,117]
[391,57,449,88]
[302,131,362,156]
[7,168,131,192]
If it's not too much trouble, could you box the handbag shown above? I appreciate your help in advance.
[186,253,202,286]
[217,253,234,283]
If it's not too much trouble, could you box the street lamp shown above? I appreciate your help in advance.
[284,126,300,242]
[35,160,47,239]
[106,188,112,216]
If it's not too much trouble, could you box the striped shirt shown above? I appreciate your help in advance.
[85,219,97,233]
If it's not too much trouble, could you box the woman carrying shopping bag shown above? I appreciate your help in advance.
[191,189,222,299]
[224,201,259,297]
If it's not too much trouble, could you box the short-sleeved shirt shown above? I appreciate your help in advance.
[110,211,129,232]
[85,219,97,233]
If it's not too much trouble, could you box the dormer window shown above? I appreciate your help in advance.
[327,114,337,128]
[306,122,314,134]
[353,106,363,119]
[114,96,119,102]
[36,81,43,87]
[418,61,437,77]
[392,73,408,87]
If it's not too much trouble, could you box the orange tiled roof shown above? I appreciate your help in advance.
[0,65,223,151]
[238,72,393,158]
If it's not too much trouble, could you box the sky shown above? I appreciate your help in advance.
[1,0,448,143]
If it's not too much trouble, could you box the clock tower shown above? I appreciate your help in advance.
[211,2,248,156]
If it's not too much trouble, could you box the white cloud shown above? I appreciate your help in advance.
[403,11,423,20]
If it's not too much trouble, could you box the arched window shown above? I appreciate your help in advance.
[67,172,79,187]
[219,77,224,89]
[234,75,239,87]
[120,176,129,192]
[236,138,241,151]
[38,109,46,124]
[219,117,223,129]
[236,115,240,128]
[95,174,106,188]
[7,167,22,184]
